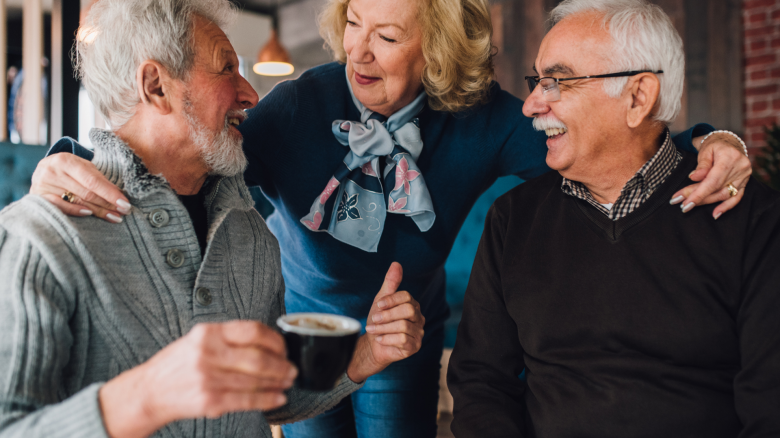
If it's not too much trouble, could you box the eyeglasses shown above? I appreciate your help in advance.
[524,70,663,102]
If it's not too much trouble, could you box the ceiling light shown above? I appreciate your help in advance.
[253,30,294,77]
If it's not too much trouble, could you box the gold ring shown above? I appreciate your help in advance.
[726,183,738,198]
[61,191,75,203]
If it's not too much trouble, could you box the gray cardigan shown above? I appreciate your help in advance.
[0,129,361,437]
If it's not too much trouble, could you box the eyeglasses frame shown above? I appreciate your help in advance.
[524,70,664,101]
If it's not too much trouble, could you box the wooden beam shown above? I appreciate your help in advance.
[22,0,44,144]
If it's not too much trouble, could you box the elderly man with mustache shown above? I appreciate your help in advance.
[447,1,780,437]
[0,1,425,437]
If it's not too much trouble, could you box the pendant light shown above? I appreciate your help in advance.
[253,13,294,77]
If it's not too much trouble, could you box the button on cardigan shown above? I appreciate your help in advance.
[0,129,362,438]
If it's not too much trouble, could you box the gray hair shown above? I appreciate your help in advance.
[550,0,684,124]
[74,0,238,128]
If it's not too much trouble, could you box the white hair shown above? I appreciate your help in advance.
[550,0,684,124]
[74,0,238,128]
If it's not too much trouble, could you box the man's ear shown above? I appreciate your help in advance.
[135,60,173,115]
[625,73,661,129]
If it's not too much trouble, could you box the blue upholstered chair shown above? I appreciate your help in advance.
[0,142,48,210]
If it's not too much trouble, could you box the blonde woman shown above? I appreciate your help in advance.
[31,0,751,436]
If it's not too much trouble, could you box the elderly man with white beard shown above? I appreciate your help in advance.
[447,1,780,437]
[0,1,426,437]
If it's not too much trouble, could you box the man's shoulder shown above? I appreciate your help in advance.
[742,177,780,220]
[1,195,70,234]
[0,196,91,285]
[492,171,562,216]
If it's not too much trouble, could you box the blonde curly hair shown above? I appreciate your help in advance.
[318,0,495,113]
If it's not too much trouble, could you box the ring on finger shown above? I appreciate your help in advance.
[726,183,738,198]
[61,191,76,203]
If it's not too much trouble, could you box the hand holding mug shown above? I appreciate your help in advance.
[347,262,425,383]
[98,321,296,438]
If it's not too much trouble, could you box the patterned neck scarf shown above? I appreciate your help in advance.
[300,72,435,252]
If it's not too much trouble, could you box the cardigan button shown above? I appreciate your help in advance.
[166,249,185,268]
[149,209,170,228]
[195,287,212,306]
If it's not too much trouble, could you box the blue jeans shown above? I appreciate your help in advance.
[282,327,444,438]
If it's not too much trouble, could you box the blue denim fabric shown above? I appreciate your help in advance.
[282,327,444,438]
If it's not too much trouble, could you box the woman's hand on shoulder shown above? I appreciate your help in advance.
[671,133,752,219]
[347,262,425,383]
[31,153,131,223]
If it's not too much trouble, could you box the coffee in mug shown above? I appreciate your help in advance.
[277,313,361,391]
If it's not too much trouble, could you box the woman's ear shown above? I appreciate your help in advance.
[626,73,661,129]
[135,60,173,115]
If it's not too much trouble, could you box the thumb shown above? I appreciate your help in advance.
[689,148,714,182]
[376,262,403,299]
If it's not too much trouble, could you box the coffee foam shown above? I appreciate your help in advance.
[277,313,362,337]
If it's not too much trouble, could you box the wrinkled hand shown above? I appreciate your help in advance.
[99,321,296,438]
[31,153,131,222]
[347,262,425,383]
[670,133,752,219]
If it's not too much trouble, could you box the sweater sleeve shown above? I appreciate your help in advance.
[733,191,780,437]
[671,123,714,153]
[447,203,527,438]
[0,227,109,438]
[262,255,363,425]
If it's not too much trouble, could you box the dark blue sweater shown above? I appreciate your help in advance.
[51,62,709,332]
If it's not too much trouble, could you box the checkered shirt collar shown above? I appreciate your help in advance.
[561,130,681,220]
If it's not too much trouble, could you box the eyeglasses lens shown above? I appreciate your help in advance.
[540,78,560,102]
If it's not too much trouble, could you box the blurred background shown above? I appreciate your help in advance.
[1,1,778,434]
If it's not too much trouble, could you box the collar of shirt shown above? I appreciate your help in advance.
[561,130,682,220]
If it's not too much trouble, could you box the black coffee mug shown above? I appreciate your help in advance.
[277,313,362,391]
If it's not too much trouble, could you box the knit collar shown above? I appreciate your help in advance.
[90,128,171,199]
[89,128,254,212]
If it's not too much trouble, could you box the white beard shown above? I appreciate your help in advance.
[184,102,248,177]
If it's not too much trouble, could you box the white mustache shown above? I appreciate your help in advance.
[532,116,567,131]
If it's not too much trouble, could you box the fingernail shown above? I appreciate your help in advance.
[79,209,93,216]
[376,336,383,342]
[116,199,131,210]
[714,212,722,220]
[372,314,382,323]
[669,195,684,205]
[681,202,695,213]
[276,394,287,405]
[688,171,696,178]
[106,213,124,223]
[287,367,298,380]
[365,325,375,333]
[377,300,387,309]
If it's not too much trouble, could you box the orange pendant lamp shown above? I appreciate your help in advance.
[253,28,294,77]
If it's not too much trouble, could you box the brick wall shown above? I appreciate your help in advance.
[744,0,780,153]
